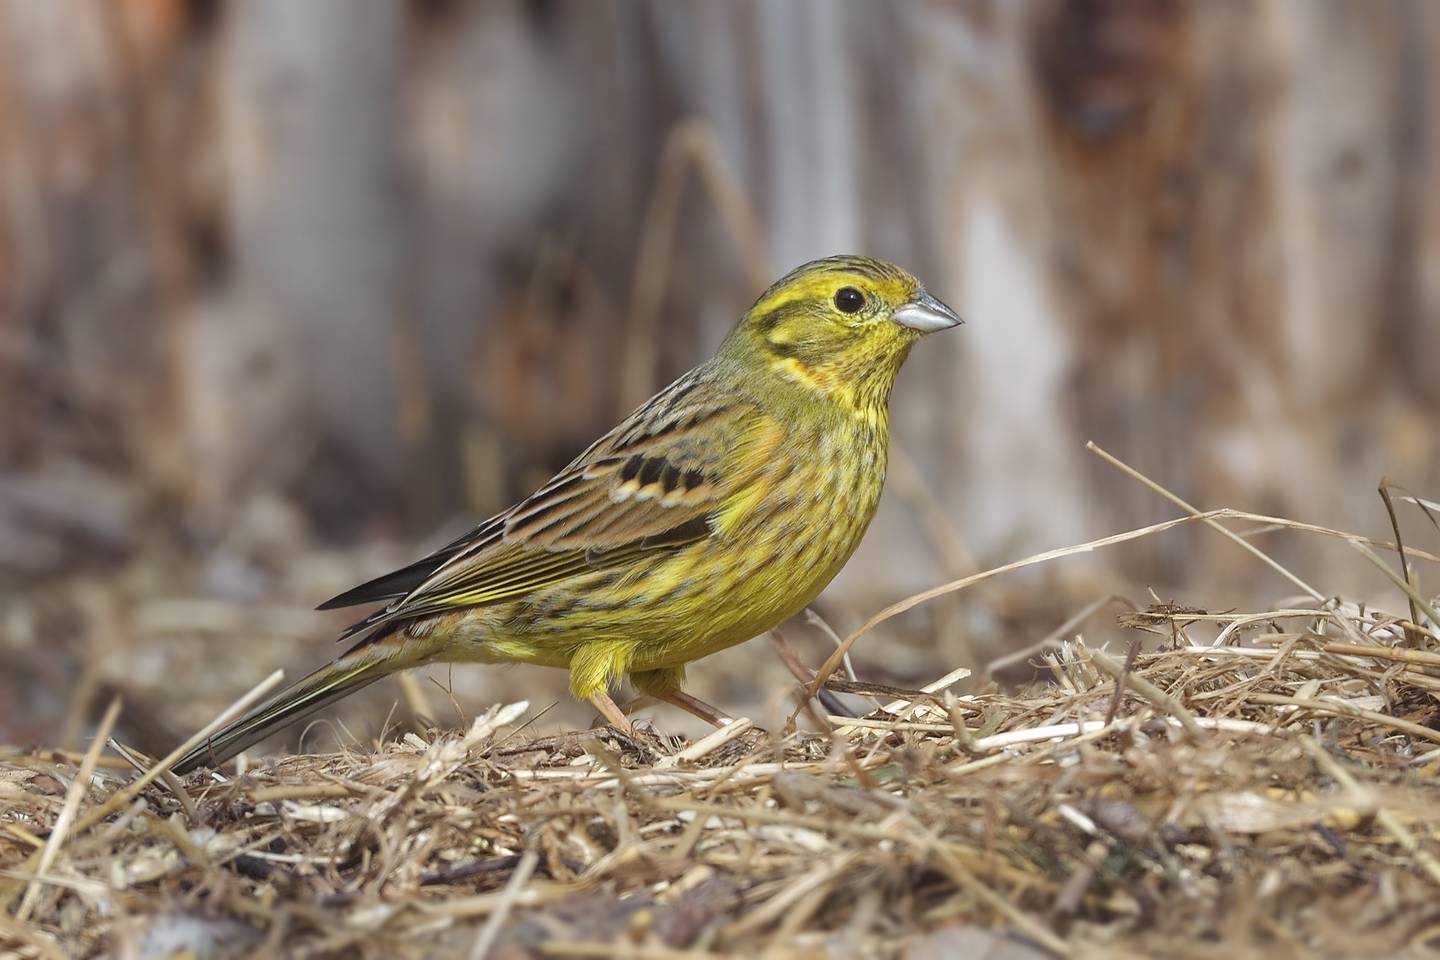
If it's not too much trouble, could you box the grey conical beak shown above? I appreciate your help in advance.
[893,290,963,333]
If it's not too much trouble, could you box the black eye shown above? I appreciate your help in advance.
[833,286,865,314]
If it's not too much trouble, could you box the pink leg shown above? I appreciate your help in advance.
[589,692,635,733]
[655,690,733,728]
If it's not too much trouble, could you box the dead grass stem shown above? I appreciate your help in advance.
[6,499,1440,956]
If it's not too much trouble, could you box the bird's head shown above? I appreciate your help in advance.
[726,255,962,415]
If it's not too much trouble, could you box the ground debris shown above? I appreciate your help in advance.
[8,600,1440,957]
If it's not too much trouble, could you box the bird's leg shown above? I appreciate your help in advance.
[617,694,656,716]
[655,690,733,728]
[589,692,634,733]
[629,667,733,728]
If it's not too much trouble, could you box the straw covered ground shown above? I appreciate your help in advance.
[5,485,1440,958]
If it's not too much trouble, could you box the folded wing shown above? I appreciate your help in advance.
[321,372,772,641]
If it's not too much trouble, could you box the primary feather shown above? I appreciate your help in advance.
[174,255,960,773]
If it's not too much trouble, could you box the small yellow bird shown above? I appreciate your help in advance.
[174,255,961,773]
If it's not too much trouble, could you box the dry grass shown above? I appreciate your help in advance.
[7,601,1440,959]
[5,459,1440,958]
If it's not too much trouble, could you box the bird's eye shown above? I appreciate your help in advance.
[833,286,865,314]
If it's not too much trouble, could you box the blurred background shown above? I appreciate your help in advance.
[2,0,1438,755]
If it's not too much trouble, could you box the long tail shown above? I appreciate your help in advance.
[172,641,415,775]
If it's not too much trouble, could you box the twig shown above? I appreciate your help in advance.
[656,718,755,768]
[1090,647,1204,737]
[830,715,1272,752]
[770,627,855,716]
[725,854,854,938]
[1086,442,1326,602]
[1346,539,1440,630]
[1379,479,1425,643]
[398,671,436,724]
[1311,642,1440,668]
[14,696,121,921]
[0,913,67,960]
[246,783,362,803]
[52,671,282,841]
[804,609,862,682]
[944,692,982,755]
[538,946,729,960]
[985,595,1131,678]
[1302,736,1440,888]
[808,511,1230,702]
[929,842,1071,957]
[108,739,198,824]
[467,844,540,960]
[1227,510,1440,563]
[1249,693,1440,745]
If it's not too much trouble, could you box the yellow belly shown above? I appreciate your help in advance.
[443,416,887,698]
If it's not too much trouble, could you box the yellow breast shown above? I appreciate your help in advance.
[630,412,888,668]
[465,409,889,694]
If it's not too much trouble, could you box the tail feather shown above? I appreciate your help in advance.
[173,653,398,774]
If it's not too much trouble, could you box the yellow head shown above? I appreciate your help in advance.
[722,255,962,414]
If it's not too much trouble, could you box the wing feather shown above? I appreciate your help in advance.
[317,517,505,611]
[330,371,775,641]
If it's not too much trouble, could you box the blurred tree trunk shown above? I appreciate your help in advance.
[222,0,411,533]
[1019,0,1274,583]
[1,0,1437,601]
[0,0,193,570]
[1406,1,1440,410]
[965,0,1438,590]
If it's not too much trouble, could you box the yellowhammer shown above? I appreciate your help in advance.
[174,255,961,773]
